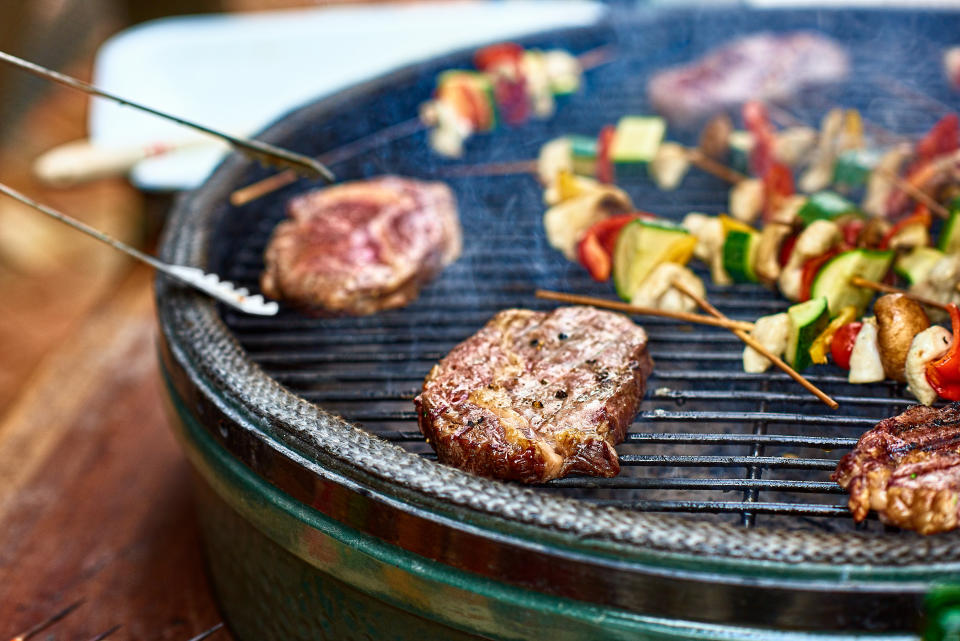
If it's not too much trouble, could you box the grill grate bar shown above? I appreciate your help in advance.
[542,477,844,492]
[583,500,849,516]
[617,454,838,470]
[377,429,856,448]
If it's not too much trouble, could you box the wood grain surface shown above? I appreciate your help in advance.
[0,265,230,640]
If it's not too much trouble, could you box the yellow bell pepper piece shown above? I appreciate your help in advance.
[809,305,858,365]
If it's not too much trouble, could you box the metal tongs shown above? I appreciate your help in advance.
[0,183,279,316]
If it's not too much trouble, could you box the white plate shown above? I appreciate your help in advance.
[89,1,606,191]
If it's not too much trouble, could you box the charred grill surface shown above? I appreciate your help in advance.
[833,403,960,534]
[415,306,653,483]
[204,8,960,532]
[261,176,461,315]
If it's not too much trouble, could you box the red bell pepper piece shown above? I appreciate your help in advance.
[798,247,844,302]
[926,304,960,401]
[596,125,616,184]
[475,43,529,125]
[743,101,777,177]
[576,214,652,281]
[778,234,798,268]
[840,218,865,247]
[914,113,959,167]
[474,43,524,73]
[830,322,862,370]
[762,161,794,221]
[577,231,611,282]
[879,203,932,250]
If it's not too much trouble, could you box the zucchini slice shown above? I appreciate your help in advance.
[796,191,860,227]
[810,249,895,317]
[613,220,694,301]
[610,116,666,177]
[938,203,960,254]
[722,229,760,283]
[786,297,830,371]
[895,246,944,285]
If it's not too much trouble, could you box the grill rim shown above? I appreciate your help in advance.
[155,8,960,616]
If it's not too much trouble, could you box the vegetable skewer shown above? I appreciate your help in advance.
[670,279,840,409]
[534,289,754,331]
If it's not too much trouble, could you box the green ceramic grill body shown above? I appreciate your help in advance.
[155,10,960,640]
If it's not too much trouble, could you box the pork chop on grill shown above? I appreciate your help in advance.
[833,403,960,534]
[415,306,654,483]
[260,176,461,316]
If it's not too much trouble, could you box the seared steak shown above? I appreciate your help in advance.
[833,403,960,534]
[415,306,653,483]
[261,176,461,316]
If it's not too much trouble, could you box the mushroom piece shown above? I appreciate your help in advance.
[543,186,633,260]
[778,219,842,301]
[742,312,791,373]
[799,108,844,193]
[905,326,953,405]
[848,317,885,384]
[649,142,691,190]
[874,294,930,382]
[729,178,764,224]
[753,222,793,285]
[698,113,733,161]
[630,262,704,313]
[773,126,818,167]
[682,212,731,285]
[537,137,574,185]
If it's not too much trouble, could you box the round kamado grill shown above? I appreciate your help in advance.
[157,7,960,639]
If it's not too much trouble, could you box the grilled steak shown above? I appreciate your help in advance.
[415,306,653,483]
[261,176,461,315]
[833,403,960,534]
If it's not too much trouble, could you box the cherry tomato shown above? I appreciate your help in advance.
[596,125,616,184]
[831,322,863,370]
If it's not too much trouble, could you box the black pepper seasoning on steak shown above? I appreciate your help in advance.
[833,403,960,534]
[260,176,461,316]
[414,306,654,483]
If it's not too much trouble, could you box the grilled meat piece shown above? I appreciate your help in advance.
[647,32,848,125]
[415,306,653,483]
[833,403,960,534]
[261,176,461,316]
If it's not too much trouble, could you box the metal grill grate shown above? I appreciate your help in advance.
[211,8,960,532]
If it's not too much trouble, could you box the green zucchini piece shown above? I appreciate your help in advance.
[832,149,879,189]
[610,116,665,176]
[810,249,895,317]
[722,229,760,283]
[895,246,944,285]
[568,135,597,177]
[728,130,752,175]
[797,191,860,226]
[786,296,829,371]
[938,201,960,254]
[612,220,692,301]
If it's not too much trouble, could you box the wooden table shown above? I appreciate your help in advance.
[0,22,232,641]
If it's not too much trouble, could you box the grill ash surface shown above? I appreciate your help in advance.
[209,8,960,532]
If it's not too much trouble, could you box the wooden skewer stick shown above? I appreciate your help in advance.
[535,289,754,331]
[872,166,950,219]
[7,600,85,641]
[670,279,840,410]
[684,147,747,184]
[849,276,950,311]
